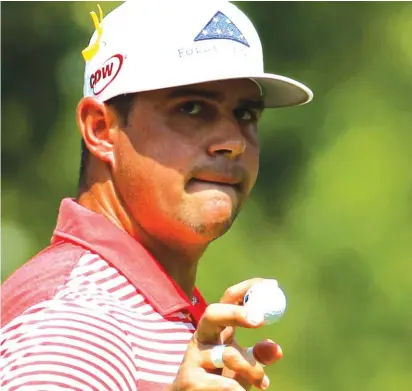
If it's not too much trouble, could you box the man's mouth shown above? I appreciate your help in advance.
[188,175,242,191]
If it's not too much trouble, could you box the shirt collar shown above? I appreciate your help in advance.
[51,198,204,316]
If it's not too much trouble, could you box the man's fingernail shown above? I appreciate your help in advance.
[261,375,270,389]
[246,308,264,325]
[277,344,283,357]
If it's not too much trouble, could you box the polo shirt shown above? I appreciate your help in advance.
[1,198,208,391]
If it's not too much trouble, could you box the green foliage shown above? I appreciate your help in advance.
[2,2,412,390]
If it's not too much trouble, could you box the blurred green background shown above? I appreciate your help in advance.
[2,1,412,390]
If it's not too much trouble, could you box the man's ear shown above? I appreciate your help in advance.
[76,97,118,168]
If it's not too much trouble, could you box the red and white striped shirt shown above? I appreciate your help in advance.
[1,198,207,391]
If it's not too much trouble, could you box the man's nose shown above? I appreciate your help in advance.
[207,120,246,159]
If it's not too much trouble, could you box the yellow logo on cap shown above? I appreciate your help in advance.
[82,4,104,62]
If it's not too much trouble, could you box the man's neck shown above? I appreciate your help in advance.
[77,181,207,299]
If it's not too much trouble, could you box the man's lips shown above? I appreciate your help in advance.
[186,165,249,194]
[189,174,242,190]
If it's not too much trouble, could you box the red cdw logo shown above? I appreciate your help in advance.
[90,54,124,95]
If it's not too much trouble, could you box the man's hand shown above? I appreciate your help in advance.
[169,279,283,391]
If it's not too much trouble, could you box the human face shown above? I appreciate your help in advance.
[112,79,262,245]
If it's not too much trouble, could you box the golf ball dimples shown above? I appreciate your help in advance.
[243,279,287,324]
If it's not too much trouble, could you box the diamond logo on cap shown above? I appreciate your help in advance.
[194,11,249,47]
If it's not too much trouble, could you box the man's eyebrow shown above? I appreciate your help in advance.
[167,88,264,109]
[167,88,224,102]
[238,99,265,110]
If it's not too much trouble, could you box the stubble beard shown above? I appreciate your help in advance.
[182,205,242,242]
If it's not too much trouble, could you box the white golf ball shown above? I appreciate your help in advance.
[243,279,287,325]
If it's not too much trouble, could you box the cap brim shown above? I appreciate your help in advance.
[251,73,313,108]
[98,67,313,108]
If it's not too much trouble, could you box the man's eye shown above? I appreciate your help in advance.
[179,102,203,115]
[235,108,258,122]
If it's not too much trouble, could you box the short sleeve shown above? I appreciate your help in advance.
[1,299,138,391]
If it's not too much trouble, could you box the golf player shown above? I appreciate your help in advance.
[1,1,313,390]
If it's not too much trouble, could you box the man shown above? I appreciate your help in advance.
[1,1,313,390]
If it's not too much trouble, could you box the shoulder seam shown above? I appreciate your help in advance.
[50,248,90,299]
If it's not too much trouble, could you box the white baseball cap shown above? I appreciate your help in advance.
[82,0,313,108]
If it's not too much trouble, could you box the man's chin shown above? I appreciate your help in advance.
[178,197,243,242]
[187,214,238,242]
